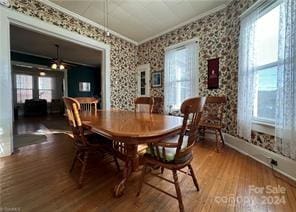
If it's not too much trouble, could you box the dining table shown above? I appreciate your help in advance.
[80,110,183,197]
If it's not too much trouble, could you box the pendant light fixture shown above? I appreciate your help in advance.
[51,44,65,70]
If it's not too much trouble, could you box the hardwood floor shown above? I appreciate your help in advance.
[1,123,296,211]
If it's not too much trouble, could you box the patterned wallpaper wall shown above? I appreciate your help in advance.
[9,0,280,158]
[9,0,138,111]
[138,0,279,157]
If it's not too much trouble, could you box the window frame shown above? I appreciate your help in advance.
[164,38,199,113]
[15,74,34,104]
[38,76,54,103]
[251,3,281,126]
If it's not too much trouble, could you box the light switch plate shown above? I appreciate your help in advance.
[0,0,10,7]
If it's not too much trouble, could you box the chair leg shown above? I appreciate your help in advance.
[161,167,164,174]
[219,129,225,146]
[70,150,79,173]
[78,151,89,188]
[113,154,121,172]
[172,170,184,212]
[137,164,147,196]
[188,164,200,191]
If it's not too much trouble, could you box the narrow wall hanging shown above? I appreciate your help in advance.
[207,58,219,89]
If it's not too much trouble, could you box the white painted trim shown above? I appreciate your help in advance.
[136,64,150,97]
[165,38,199,51]
[252,122,275,136]
[0,6,111,157]
[138,4,227,45]
[0,6,13,157]
[39,0,138,45]
[63,69,68,97]
[224,133,296,181]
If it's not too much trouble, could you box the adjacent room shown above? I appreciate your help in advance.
[0,0,295,211]
[10,25,102,150]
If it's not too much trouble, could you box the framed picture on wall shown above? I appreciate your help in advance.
[207,58,219,89]
[151,71,162,88]
[79,82,91,92]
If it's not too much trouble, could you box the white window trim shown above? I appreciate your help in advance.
[165,38,199,51]
[164,38,199,114]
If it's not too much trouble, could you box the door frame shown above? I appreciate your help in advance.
[136,64,150,97]
[0,6,111,157]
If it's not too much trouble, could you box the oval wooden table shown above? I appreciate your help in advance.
[80,110,183,197]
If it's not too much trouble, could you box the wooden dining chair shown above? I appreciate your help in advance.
[75,97,99,112]
[199,96,227,152]
[63,97,120,188]
[152,96,164,114]
[137,97,206,212]
[134,97,154,113]
[112,97,154,167]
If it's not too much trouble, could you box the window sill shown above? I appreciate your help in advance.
[252,120,275,136]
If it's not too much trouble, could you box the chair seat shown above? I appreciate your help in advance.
[146,136,188,162]
[199,122,223,129]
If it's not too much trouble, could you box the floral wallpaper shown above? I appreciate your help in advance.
[9,0,138,111]
[138,0,283,158]
[8,0,284,159]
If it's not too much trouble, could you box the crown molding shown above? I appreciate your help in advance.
[138,4,227,45]
[38,0,138,45]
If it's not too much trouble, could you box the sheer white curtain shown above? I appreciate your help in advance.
[237,10,259,141]
[275,0,296,159]
[164,42,198,113]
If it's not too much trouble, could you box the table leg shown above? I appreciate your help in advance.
[113,144,139,197]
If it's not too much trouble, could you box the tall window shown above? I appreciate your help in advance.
[38,77,53,102]
[164,41,198,113]
[238,1,281,141]
[16,74,33,103]
[253,5,280,123]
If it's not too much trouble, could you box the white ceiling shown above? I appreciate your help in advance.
[49,0,229,43]
[10,25,102,67]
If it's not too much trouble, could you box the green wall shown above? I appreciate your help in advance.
[11,51,101,98]
[67,66,100,98]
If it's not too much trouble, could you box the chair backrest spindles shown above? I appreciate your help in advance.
[175,97,206,161]
[63,97,88,146]
[74,97,99,112]
[134,97,154,113]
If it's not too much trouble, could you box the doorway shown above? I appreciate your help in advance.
[0,7,111,157]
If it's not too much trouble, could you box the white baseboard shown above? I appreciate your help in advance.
[224,133,296,182]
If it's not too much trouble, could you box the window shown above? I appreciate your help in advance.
[38,77,53,102]
[16,74,33,103]
[253,5,280,123]
[164,41,198,113]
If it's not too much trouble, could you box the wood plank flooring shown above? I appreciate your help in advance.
[1,118,296,211]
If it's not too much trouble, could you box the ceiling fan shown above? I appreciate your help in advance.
[51,44,67,70]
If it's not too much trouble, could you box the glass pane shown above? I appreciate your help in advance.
[17,89,33,103]
[141,88,145,95]
[39,90,52,102]
[255,5,280,66]
[16,74,33,89]
[171,81,191,110]
[39,77,53,89]
[174,48,190,81]
[254,66,277,121]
